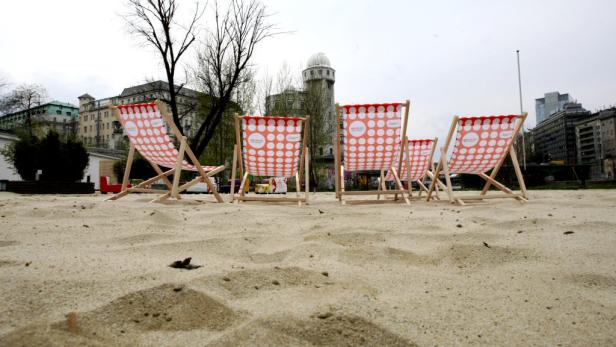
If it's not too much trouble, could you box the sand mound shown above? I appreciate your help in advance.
[62,284,240,333]
[0,284,242,346]
[209,314,416,347]
[197,267,332,298]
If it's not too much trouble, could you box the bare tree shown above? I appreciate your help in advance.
[124,0,203,135]
[191,0,275,157]
[1,84,48,135]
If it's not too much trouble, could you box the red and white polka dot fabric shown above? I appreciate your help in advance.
[117,103,217,171]
[385,139,435,182]
[447,115,521,174]
[241,116,304,177]
[341,103,403,171]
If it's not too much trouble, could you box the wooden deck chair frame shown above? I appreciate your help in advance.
[230,115,311,206]
[426,113,529,206]
[378,137,443,200]
[108,100,225,203]
[334,100,411,205]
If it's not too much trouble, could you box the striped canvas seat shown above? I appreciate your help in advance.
[340,103,404,172]
[109,101,224,203]
[116,103,217,171]
[385,139,436,182]
[335,100,411,204]
[241,116,304,177]
[426,113,528,205]
[231,114,310,205]
[447,115,520,174]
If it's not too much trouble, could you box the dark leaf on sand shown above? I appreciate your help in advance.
[563,231,574,235]
[169,257,202,270]
[482,242,491,248]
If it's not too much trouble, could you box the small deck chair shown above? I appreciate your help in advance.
[231,115,310,205]
[108,101,225,203]
[335,101,411,204]
[426,114,528,205]
[381,137,442,199]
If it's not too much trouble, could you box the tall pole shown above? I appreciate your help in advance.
[516,50,527,169]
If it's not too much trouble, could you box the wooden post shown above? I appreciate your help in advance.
[305,148,310,204]
[295,172,301,206]
[234,115,244,180]
[237,172,249,203]
[377,170,384,200]
[396,100,411,185]
[230,144,238,203]
[334,104,342,199]
[339,165,345,204]
[404,137,413,198]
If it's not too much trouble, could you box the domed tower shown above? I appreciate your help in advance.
[302,52,336,158]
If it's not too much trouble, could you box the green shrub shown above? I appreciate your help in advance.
[0,131,89,182]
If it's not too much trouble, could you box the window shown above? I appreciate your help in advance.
[319,147,324,156]
[84,126,87,133]
[66,111,71,116]
[56,110,61,115]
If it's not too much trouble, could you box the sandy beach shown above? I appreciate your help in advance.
[0,190,615,346]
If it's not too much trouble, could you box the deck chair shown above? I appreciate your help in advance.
[231,115,310,205]
[381,137,442,199]
[426,113,528,205]
[108,101,225,203]
[335,101,411,204]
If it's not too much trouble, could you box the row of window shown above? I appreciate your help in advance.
[82,122,112,133]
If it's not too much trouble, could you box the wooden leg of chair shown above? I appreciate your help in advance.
[426,160,442,201]
[171,140,187,199]
[509,147,528,199]
[391,166,410,205]
[440,149,455,204]
[236,172,249,204]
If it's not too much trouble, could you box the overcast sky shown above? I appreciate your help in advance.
[1,0,615,138]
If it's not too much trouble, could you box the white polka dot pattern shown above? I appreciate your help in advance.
[341,103,403,171]
[117,103,217,171]
[242,116,304,177]
[385,139,435,182]
[447,115,520,174]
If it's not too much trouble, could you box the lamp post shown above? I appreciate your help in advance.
[516,50,527,169]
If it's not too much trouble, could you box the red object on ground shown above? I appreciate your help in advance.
[99,176,130,194]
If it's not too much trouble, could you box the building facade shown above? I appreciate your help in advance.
[532,102,590,164]
[78,81,200,149]
[266,53,336,158]
[575,108,616,179]
[0,101,79,139]
[535,91,572,124]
